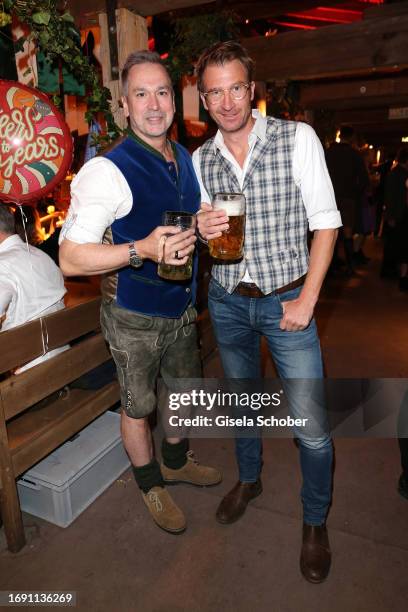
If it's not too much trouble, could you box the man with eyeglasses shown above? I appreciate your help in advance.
[193,41,341,583]
[60,50,221,535]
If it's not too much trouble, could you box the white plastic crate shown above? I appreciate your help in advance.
[17,411,130,527]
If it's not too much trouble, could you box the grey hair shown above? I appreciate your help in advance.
[0,205,15,235]
[121,50,172,96]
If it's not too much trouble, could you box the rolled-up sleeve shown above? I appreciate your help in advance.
[59,157,132,245]
[294,122,342,231]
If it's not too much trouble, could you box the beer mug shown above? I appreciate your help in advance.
[208,193,246,260]
[157,211,195,281]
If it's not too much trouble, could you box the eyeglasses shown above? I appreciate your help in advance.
[202,82,251,105]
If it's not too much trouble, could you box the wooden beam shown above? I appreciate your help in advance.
[223,0,348,21]
[300,76,408,110]
[242,13,408,82]
[365,0,408,20]
[69,0,354,20]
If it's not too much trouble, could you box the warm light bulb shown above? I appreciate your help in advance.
[257,99,266,118]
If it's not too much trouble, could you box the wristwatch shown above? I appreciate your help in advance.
[128,242,143,268]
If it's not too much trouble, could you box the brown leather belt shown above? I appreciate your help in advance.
[234,274,306,298]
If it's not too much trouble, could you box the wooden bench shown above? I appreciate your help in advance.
[0,297,120,553]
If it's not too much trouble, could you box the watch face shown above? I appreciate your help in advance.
[129,245,143,268]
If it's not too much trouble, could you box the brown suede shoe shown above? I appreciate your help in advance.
[142,487,186,534]
[161,451,222,487]
[216,480,262,524]
[300,524,331,583]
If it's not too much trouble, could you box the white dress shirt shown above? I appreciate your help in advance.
[0,234,68,371]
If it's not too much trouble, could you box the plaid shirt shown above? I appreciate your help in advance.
[199,117,309,294]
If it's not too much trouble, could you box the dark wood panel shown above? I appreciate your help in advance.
[243,14,408,81]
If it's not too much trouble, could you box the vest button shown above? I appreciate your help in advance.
[186,288,191,293]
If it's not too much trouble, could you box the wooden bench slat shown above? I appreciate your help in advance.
[1,333,113,421]
[0,297,102,374]
[45,297,102,350]
[9,382,120,478]
[0,296,123,553]
[0,320,43,375]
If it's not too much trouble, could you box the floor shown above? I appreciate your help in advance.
[1,236,407,612]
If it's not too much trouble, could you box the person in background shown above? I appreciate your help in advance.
[384,147,408,292]
[0,205,67,372]
[326,126,370,275]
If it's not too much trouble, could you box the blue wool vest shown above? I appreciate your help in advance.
[103,135,200,317]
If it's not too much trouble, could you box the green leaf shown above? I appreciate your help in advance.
[61,12,75,23]
[39,31,50,46]
[32,11,51,26]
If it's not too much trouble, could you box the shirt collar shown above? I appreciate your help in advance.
[0,234,22,253]
[127,128,178,162]
[213,109,267,154]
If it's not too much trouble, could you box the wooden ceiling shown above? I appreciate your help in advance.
[67,0,407,148]
[68,0,385,23]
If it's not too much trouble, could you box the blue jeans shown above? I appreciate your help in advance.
[208,278,333,525]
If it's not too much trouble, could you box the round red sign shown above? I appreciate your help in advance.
[0,80,73,204]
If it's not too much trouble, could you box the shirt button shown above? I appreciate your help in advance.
[186,288,191,293]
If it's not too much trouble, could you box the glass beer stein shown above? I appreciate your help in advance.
[208,193,246,260]
[157,211,195,281]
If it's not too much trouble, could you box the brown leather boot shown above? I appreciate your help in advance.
[216,480,262,524]
[300,523,331,583]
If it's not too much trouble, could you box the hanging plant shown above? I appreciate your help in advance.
[5,0,121,146]
[0,2,12,28]
[167,11,238,83]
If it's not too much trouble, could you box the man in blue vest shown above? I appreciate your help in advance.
[194,42,341,583]
[59,50,221,534]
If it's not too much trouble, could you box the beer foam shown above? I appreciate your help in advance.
[213,199,243,216]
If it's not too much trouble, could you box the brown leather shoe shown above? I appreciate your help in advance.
[300,524,331,583]
[216,480,262,524]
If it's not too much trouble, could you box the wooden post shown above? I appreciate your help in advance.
[99,8,148,130]
[0,396,25,553]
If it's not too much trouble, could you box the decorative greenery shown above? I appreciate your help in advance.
[167,11,238,83]
[165,11,238,144]
[3,0,121,145]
